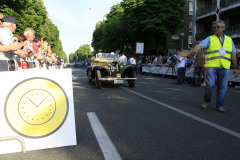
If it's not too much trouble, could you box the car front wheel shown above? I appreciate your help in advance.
[128,70,136,88]
[87,69,92,83]
[95,70,102,89]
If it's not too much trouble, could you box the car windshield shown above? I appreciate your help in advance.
[96,53,119,59]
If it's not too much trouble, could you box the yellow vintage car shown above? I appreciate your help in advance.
[87,53,137,89]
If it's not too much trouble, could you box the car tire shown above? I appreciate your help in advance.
[87,69,92,83]
[95,70,101,89]
[128,70,136,88]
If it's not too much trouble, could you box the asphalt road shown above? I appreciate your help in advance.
[1,68,240,160]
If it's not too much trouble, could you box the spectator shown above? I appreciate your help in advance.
[237,50,240,65]
[176,53,186,84]
[162,56,167,64]
[45,44,52,69]
[37,41,48,68]
[186,55,193,68]
[56,56,61,69]
[119,53,127,64]
[128,55,136,65]
[24,28,35,61]
[193,49,205,86]
[14,34,28,58]
[0,12,3,28]
[32,34,43,54]
[0,16,21,60]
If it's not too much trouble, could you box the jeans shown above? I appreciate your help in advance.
[204,67,229,108]
[193,67,203,85]
[177,67,185,83]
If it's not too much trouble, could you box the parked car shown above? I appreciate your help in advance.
[87,53,137,89]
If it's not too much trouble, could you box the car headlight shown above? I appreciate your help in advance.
[105,62,111,70]
[120,62,126,69]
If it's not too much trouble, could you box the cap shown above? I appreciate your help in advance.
[3,16,20,26]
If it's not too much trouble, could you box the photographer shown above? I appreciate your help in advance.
[167,54,176,67]
[0,16,21,71]
[0,16,21,54]
[0,12,3,28]
[176,53,186,84]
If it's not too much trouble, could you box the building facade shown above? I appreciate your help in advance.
[166,0,194,54]
[193,0,240,49]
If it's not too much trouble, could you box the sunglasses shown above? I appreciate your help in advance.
[213,26,222,29]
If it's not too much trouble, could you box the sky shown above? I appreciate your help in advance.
[42,0,122,57]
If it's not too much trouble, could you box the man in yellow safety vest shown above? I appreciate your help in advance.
[179,20,239,113]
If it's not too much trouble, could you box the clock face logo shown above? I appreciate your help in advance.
[5,78,69,138]
[19,89,56,125]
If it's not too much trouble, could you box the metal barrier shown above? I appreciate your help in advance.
[0,136,26,153]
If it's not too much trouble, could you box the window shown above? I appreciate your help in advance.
[188,35,193,48]
[171,35,180,42]
[188,35,192,44]
[189,19,192,31]
[189,2,193,15]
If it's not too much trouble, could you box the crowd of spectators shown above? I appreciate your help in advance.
[134,52,195,69]
[0,13,64,72]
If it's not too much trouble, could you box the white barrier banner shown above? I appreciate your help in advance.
[0,69,77,154]
[142,66,240,82]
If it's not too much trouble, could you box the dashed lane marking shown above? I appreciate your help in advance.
[87,112,122,160]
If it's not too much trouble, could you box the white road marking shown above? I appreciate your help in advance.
[87,112,122,160]
[123,88,240,139]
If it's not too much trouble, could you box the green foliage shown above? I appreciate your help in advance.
[75,44,92,61]
[69,53,77,63]
[92,0,185,54]
[0,0,67,60]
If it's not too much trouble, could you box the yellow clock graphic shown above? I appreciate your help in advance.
[5,78,69,138]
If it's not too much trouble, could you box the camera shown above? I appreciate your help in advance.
[12,37,18,43]
[0,18,4,22]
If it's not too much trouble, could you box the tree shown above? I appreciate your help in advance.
[76,44,92,61]
[69,53,77,63]
[92,21,104,52]
[92,0,185,55]
[122,0,185,54]
[0,0,67,60]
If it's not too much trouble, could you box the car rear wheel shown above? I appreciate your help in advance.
[128,70,136,88]
[87,69,92,83]
[95,70,101,89]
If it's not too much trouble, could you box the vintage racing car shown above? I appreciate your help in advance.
[87,53,137,89]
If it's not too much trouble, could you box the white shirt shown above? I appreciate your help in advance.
[0,27,14,60]
[128,57,136,65]
[119,55,127,64]
[0,27,13,45]
[176,56,185,68]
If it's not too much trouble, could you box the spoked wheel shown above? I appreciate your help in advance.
[128,70,136,88]
[95,70,102,89]
[87,69,92,83]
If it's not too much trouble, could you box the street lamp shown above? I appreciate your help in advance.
[180,32,184,51]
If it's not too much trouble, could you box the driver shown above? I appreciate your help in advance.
[97,52,102,58]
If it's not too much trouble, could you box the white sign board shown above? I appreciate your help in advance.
[0,69,77,154]
[136,42,144,54]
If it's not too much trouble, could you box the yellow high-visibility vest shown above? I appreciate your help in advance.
[206,35,232,69]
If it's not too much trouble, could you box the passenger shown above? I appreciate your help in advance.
[110,52,115,58]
